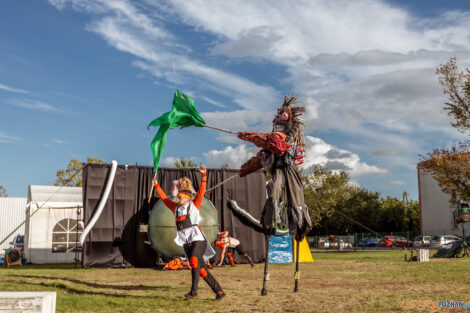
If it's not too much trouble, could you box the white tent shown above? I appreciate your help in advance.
[24,185,83,263]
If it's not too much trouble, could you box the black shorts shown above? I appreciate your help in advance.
[228,244,247,256]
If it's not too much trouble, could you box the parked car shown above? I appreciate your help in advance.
[326,241,353,248]
[358,237,379,247]
[9,235,24,250]
[430,235,460,249]
[413,235,432,248]
[378,236,413,247]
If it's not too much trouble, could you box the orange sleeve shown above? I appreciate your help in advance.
[192,174,207,209]
[155,184,177,214]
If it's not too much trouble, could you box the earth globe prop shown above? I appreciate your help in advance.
[148,196,219,258]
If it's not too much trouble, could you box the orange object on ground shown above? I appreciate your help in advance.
[162,258,191,271]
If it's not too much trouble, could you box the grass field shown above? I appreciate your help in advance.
[1,251,469,313]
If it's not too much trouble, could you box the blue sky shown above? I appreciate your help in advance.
[1,0,470,199]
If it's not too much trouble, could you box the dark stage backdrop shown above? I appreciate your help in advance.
[82,164,267,268]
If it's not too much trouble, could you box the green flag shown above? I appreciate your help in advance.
[147,90,206,172]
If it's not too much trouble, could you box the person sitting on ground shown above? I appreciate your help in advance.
[215,230,254,267]
[153,165,225,300]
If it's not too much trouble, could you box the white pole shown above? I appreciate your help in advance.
[79,160,118,245]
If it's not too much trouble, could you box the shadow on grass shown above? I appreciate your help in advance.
[4,279,179,300]
[17,264,81,270]
[7,275,169,292]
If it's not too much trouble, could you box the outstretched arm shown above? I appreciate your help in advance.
[217,244,228,266]
[153,178,177,213]
[193,165,207,209]
[237,131,290,156]
[218,231,229,238]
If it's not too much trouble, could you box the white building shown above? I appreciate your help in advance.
[25,185,83,263]
[417,165,470,236]
[0,197,26,251]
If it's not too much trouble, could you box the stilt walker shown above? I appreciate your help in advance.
[237,95,312,295]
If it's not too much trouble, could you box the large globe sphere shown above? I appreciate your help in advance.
[148,197,219,258]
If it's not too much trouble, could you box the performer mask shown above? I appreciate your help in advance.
[273,106,292,133]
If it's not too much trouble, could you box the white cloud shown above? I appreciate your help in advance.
[160,156,199,167]
[204,144,258,168]
[200,96,228,109]
[303,136,388,177]
[0,132,21,144]
[52,139,67,144]
[160,157,178,167]
[167,0,470,60]
[201,110,272,134]
[43,138,68,147]
[9,98,58,112]
[388,180,406,186]
[202,136,386,178]
[0,83,29,94]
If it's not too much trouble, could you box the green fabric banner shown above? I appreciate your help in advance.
[147,90,206,172]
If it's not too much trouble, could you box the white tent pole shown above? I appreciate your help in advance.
[79,160,118,245]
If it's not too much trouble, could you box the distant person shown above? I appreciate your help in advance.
[215,230,254,267]
[170,180,179,198]
[153,165,225,300]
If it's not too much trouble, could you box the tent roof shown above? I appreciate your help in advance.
[27,185,82,208]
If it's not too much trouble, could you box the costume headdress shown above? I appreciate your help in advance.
[275,94,306,149]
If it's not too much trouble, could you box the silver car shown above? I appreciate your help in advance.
[430,235,460,248]
[413,235,432,248]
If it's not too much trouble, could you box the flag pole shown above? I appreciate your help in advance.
[148,172,158,204]
[204,124,237,135]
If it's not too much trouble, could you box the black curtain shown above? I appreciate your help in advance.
[82,164,266,268]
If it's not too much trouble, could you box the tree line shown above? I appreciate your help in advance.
[302,165,420,235]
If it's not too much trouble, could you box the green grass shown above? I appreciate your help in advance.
[1,252,469,312]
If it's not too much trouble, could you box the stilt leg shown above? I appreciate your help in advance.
[294,237,300,292]
[261,234,270,296]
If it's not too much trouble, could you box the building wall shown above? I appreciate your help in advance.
[0,197,26,251]
[418,166,470,236]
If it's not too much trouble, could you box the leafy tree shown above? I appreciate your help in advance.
[302,165,354,228]
[55,157,106,187]
[405,200,421,234]
[303,166,419,235]
[421,58,470,204]
[435,57,470,134]
[421,145,470,203]
[339,188,381,233]
[173,158,197,168]
[378,197,408,232]
[221,163,230,169]
[0,186,7,197]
